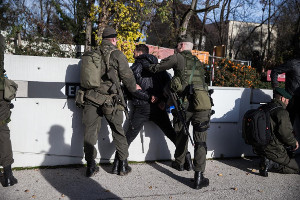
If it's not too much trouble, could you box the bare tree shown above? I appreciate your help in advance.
[199,0,211,50]
[180,0,220,36]
[84,0,95,52]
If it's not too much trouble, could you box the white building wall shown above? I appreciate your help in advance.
[4,54,278,168]
[227,21,277,59]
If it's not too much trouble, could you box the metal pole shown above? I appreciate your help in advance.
[211,47,215,86]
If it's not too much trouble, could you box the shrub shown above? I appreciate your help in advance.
[211,58,277,89]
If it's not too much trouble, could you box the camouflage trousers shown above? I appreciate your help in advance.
[174,109,211,172]
[0,100,14,167]
[82,103,129,162]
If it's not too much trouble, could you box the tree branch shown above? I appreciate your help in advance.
[194,3,220,13]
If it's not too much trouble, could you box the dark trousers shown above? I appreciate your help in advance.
[126,103,176,146]
[254,146,299,174]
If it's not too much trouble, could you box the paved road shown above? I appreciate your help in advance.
[1,156,300,200]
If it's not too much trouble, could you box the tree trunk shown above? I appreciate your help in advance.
[179,0,219,40]
[17,32,21,47]
[199,0,210,50]
[85,18,92,52]
[180,0,198,36]
[267,0,271,61]
[84,0,95,52]
[97,0,110,43]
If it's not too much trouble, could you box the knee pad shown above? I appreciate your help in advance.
[193,121,210,132]
[195,142,207,154]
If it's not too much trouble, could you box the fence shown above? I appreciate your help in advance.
[4,54,278,167]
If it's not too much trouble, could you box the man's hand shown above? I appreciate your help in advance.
[151,96,158,103]
[294,141,299,151]
[136,84,142,90]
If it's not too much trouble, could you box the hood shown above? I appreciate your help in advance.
[135,54,158,65]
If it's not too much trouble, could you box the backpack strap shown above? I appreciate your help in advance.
[261,102,282,141]
[263,102,282,113]
[188,57,197,85]
[98,47,118,72]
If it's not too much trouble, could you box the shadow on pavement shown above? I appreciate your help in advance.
[99,163,113,174]
[40,125,121,200]
[215,157,260,175]
[149,161,194,189]
[216,154,300,176]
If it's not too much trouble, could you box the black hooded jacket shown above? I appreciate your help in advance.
[129,54,170,105]
[271,59,300,96]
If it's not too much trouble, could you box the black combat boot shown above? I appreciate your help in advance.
[86,160,99,177]
[194,171,209,190]
[171,161,184,171]
[3,165,18,187]
[119,159,131,176]
[184,152,194,171]
[259,157,271,177]
[111,154,120,174]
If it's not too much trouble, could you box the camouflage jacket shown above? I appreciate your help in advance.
[266,99,297,150]
[98,40,136,95]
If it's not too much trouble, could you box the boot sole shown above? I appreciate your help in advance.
[86,168,99,177]
[194,182,209,190]
[3,179,18,187]
[259,170,268,177]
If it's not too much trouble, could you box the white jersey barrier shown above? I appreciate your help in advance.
[4,54,279,167]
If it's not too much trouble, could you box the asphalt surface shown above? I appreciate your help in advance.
[1,156,300,200]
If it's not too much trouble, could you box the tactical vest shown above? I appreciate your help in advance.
[179,51,207,90]
[178,51,211,111]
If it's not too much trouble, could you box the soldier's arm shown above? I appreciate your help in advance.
[276,109,297,147]
[270,61,291,88]
[147,54,178,73]
[111,50,136,93]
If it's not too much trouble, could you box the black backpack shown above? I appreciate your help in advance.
[242,103,281,147]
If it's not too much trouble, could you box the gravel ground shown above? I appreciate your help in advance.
[0,156,300,200]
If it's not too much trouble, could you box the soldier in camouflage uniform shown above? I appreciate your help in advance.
[257,88,299,176]
[146,35,212,189]
[82,27,137,177]
[0,33,18,187]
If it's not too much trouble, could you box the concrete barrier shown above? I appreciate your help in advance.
[4,54,277,167]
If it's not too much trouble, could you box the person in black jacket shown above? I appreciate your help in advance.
[271,59,300,126]
[111,44,193,174]
[126,44,176,145]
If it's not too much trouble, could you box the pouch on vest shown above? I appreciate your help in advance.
[80,50,103,89]
[101,96,115,115]
[4,78,18,101]
[170,76,182,93]
[190,85,211,111]
[185,60,211,111]
[75,89,85,108]
[84,90,107,107]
